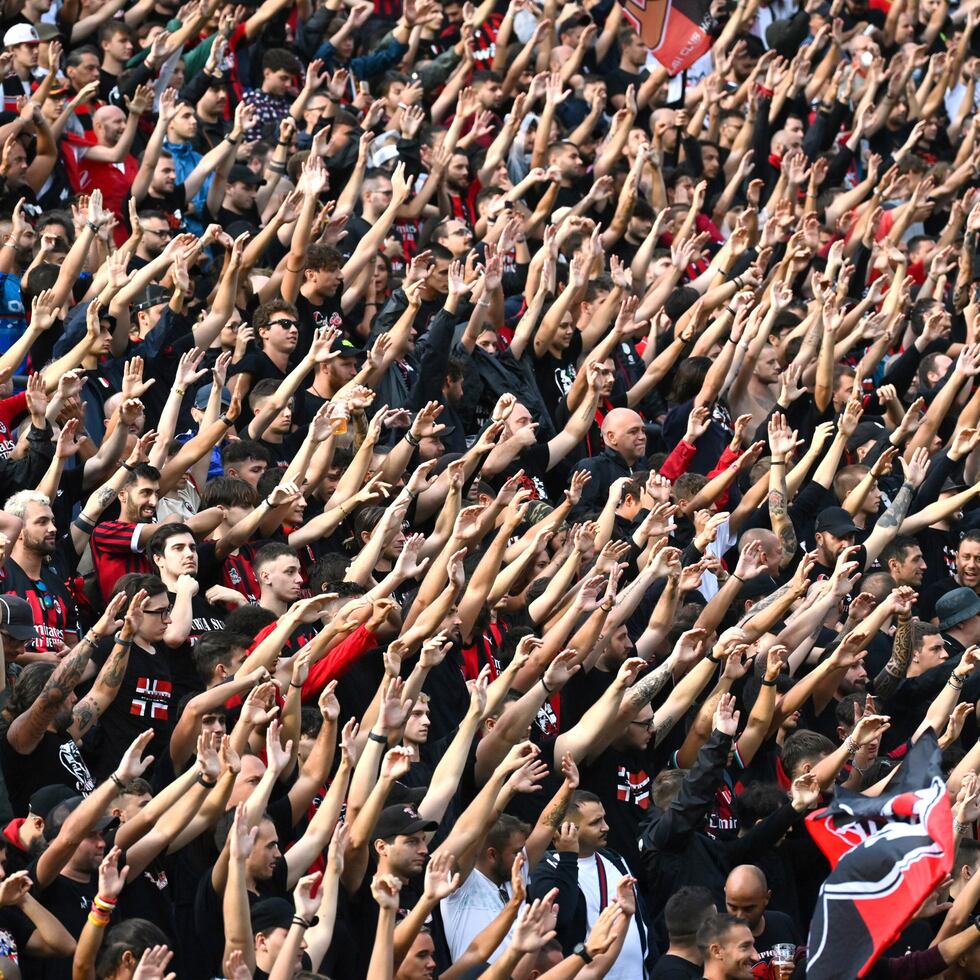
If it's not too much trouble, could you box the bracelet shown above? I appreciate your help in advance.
[725,307,737,317]
[88,911,112,929]
[732,573,745,583]
[292,915,311,928]
[120,461,134,473]
[368,731,388,744]
[289,681,303,689]
[540,676,554,695]
[268,162,287,174]
[1,241,15,249]
[226,134,241,144]
[93,895,117,911]
[86,221,99,234]
[733,275,743,289]
[405,431,420,447]
[112,634,133,648]
[770,459,785,466]
[219,413,234,427]
[949,675,965,690]
[954,818,970,837]
[761,678,778,687]
[174,385,186,397]
[476,299,491,308]
[706,652,722,664]
[197,773,217,788]
[277,139,291,146]
[74,514,97,532]
[110,773,126,790]
[843,735,858,757]
[84,631,99,646]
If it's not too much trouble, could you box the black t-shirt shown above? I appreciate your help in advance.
[296,290,346,350]
[88,639,173,780]
[0,906,35,964]
[162,589,226,705]
[205,200,262,235]
[128,182,189,228]
[651,953,702,979]
[228,348,292,388]
[0,726,95,816]
[753,910,801,963]
[26,863,96,980]
[533,331,583,425]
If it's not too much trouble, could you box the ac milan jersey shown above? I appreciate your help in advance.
[90,521,150,602]
[196,540,262,605]
[1,557,80,653]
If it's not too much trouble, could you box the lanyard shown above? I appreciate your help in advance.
[595,854,608,911]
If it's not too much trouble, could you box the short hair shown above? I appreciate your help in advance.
[193,630,253,684]
[120,462,160,490]
[201,476,258,510]
[696,913,751,957]
[835,692,865,731]
[4,490,50,520]
[111,776,151,801]
[912,621,941,651]
[224,604,277,641]
[306,243,342,273]
[834,464,870,501]
[568,790,603,818]
[66,46,99,70]
[254,543,296,574]
[99,20,133,44]
[665,886,717,943]
[249,378,282,410]
[471,69,502,86]
[300,706,322,739]
[732,783,787,826]
[781,730,835,778]
[960,530,980,550]
[221,440,272,468]
[262,48,302,75]
[880,535,920,567]
[674,472,707,500]
[147,522,194,559]
[95,920,169,979]
[486,813,530,853]
[112,573,168,604]
[253,299,298,333]
[954,838,980,877]
[652,769,686,809]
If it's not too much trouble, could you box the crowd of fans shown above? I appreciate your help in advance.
[1,0,980,976]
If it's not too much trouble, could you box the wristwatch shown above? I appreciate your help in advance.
[573,943,593,964]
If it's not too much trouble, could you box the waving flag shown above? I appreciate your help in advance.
[805,733,954,979]
[618,0,717,77]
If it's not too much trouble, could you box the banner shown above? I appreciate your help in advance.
[805,733,954,979]
[618,0,717,77]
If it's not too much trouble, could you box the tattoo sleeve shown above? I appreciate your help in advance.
[626,657,675,709]
[38,639,94,709]
[877,481,915,530]
[873,618,914,700]
[768,462,798,565]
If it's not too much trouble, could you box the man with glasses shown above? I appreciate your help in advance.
[2,490,80,656]
[130,209,173,266]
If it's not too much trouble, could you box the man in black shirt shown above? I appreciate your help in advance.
[723,865,800,967]
[652,886,717,979]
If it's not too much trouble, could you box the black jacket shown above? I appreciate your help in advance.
[637,730,804,917]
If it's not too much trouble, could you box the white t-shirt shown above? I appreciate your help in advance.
[441,850,531,964]
[577,853,645,980]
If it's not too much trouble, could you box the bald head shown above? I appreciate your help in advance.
[724,865,769,929]
[739,528,782,575]
[600,408,646,465]
[93,105,127,146]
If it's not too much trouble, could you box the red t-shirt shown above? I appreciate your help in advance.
[90,521,150,600]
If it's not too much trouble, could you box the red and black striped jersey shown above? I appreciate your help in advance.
[90,521,150,602]
[1,558,80,653]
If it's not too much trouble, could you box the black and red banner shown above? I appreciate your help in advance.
[805,733,954,979]
[618,0,717,76]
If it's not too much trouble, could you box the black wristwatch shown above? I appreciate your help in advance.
[573,942,593,964]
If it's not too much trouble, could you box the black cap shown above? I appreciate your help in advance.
[44,797,118,842]
[331,336,366,360]
[846,420,886,453]
[387,781,427,807]
[229,164,266,187]
[814,506,861,538]
[132,283,170,314]
[0,596,37,642]
[937,587,980,631]
[374,804,437,841]
[943,476,968,494]
[29,784,76,820]
[251,897,295,935]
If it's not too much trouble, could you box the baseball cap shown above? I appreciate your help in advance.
[814,507,862,538]
[35,23,61,41]
[845,420,885,453]
[29,784,76,820]
[373,804,437,841]
[44,796,118,842]
[937,587,980,632]
[132,284,170,314]
[194,383,231,410]
[331,337,366,360]
[229,164,265,187]
[0,596,37,642]
[4,24,40,47]
[250,898,295,935]
[387,781,426,807]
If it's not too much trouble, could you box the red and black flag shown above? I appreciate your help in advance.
[804,732,954,979]
[618,0,717,77]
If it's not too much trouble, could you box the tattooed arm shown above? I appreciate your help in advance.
[525,757,577,868]
[67,637,133,741]
[70,455,135,555]
[864,454,929,568]
[872,616,915,701]
[768,460,798,570]
[4,594,124,754]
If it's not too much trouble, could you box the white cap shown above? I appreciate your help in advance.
[4,24,41,47]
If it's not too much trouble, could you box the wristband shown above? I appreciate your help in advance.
[110,773,126,790]
[88,911,111,928]
[74,514,97,532]
[86,221,100,234]
[949,675,965,690]
[405,431,420,447]
[93,895,117,911]
[84,631,99,647]
[277,139,291,147]
[706,651,722,664]
[540,676,555,695]
[112,633,133,649]
[197,773,217,788]
[843,735,858,757]
[761,678,778,687]
[174,385,186,397]
[955,817,970,837]
[292,915,311,928]
[220,413,235,427]
[226,134,241,144]
[120,461,134,473]
[290,681,303,689]
[368,731,388,744]
[732,573,745,583]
